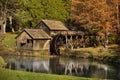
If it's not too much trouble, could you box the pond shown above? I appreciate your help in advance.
[2,56,120,80]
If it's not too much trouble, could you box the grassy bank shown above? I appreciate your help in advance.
[0,68,99,80]
[1,33,16,48]
[61,45,120,64]
[0,56,6,67]
[0,33,16,55]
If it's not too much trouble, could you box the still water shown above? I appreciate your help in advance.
[3,56,120,80]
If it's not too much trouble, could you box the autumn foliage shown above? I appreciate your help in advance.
[70,0,120,45]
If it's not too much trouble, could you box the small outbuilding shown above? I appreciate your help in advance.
[34,19,68,36]
[15,29,51,50]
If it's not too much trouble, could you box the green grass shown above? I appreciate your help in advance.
[1,33,17,48]
[0,56,6,67]
[0,68,100,80]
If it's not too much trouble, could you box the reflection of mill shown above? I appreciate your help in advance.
[49,57,109,79]
[6,57,50,73]
[6,56,109,79]
[64,62,108,79]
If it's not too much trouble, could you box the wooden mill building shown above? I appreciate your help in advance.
[34,19,68,36]
[16,29,51,50]
[16,19,68,51]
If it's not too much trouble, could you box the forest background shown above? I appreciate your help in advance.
[0,0,120,45]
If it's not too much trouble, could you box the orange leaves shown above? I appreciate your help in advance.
[71,0,118,33]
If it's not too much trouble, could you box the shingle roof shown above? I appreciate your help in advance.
[16,29,51,39]
[35,19,68,31]
[25,29,51,39]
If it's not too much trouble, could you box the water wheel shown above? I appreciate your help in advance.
[50,34,65,55]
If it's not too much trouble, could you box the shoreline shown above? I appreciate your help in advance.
[0,41,120,65]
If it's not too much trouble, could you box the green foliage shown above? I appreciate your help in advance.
[0,56,6,68]
[1,33,17,48]
[41,0,69,21]
[17,0,70,28]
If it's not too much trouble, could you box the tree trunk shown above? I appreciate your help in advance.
[0,0,8,34]
[9,16,15,32]
[1,20,6,34]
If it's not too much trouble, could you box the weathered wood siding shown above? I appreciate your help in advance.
[16,30,50,50]
[35,21,68,37]
[16,32,33,50]
[33,40,50,50]
[35,22,50,35]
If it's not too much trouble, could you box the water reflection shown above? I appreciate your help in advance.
[6,56,49,73]
[3,56,119,79]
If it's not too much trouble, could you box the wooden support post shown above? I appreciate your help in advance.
[65,33,68,48]
[70,35,73,50]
